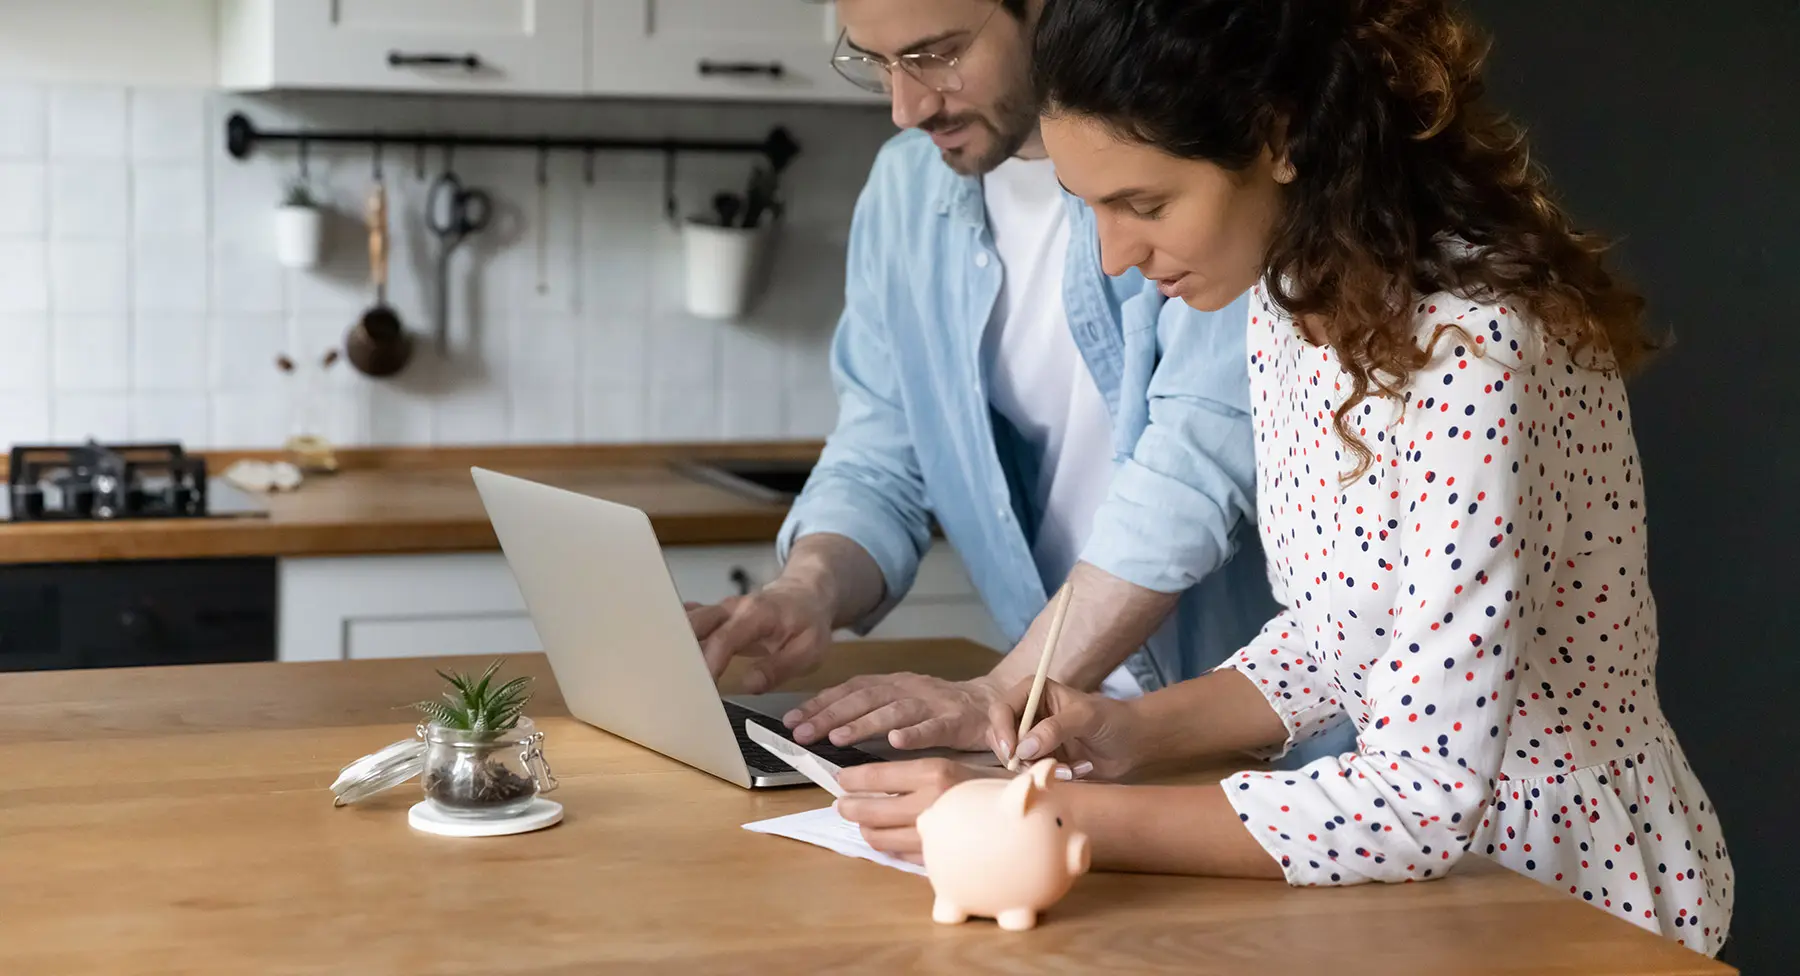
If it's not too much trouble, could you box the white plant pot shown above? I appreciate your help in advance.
[682,219,773,320]
[274,205,325,269]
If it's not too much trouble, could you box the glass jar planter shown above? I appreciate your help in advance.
[419,718,558,819]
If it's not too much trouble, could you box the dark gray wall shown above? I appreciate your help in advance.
[1464,0,1799,969]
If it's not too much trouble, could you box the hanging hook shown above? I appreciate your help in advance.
[414,142,425,180]
[536,142,550,187]
[442,143,455,175]
[663,148,679,225]
[371,138,384,180]
[298,137,310,181]
[583,147,595,187]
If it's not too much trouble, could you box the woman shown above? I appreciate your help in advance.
[834,0,1733,954]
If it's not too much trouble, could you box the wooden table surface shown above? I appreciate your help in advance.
[0,442,815,565]
[0,641,1732,975]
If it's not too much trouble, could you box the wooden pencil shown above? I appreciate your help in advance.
[1009,580,1075,772]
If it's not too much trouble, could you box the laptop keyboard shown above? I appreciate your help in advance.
[723,700,883,775]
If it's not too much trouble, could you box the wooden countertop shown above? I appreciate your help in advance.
[0,442,817,565]
[0,641,1731,975]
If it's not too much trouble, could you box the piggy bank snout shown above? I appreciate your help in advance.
[1066,831,1090,877]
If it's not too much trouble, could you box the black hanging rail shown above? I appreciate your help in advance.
[223,111,800,221]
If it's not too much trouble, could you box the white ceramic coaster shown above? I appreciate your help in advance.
[408,798,564,838]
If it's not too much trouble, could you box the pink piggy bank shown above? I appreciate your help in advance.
[914,758,1090,931]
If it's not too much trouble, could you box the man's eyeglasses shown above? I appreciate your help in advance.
[829,2,1003,95]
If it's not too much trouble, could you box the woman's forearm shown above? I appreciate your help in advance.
[1126,669,1292,767]
[1065,782,1285,879]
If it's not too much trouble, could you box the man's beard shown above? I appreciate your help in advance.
[923,86,1038,176]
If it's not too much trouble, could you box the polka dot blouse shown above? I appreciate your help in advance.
[1217,283,1734,955]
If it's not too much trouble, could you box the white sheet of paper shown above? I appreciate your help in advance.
[742,806,928,877]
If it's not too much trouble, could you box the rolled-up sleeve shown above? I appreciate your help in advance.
[1213,612,1353,761]
[1080,295,1256,593]
[777,161,932,632]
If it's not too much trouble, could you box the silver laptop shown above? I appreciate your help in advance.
[470,466,885,789]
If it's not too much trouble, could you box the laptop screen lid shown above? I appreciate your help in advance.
[470,467,753,788]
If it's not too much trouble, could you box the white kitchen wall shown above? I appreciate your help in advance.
[0,83,893,449]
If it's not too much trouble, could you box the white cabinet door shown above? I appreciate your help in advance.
[587,0,879,103]
[280,553,539,662]
[220,0,589,96]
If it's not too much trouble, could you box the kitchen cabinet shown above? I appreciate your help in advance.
[215,0,880,102]
[586,0,878,103]
[218,0,589,96]
[277,542,1004,663]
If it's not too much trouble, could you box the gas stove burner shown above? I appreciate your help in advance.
[6,441,209,521]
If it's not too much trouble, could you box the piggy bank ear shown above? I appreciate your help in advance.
[1002,759,1060,817]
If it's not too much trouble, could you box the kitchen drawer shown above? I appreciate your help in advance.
[219,0,588,96]
[346,613,541,660]
[586,0,880,103]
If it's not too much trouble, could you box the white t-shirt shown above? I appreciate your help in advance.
[981,156,1140,698]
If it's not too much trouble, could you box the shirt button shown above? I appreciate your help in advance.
[974,252,991,269]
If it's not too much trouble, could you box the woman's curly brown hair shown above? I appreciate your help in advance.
[1035,0,1653,476]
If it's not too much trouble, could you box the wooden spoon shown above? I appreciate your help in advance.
[346,181,413,378]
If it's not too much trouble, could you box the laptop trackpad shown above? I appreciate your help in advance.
[727,693,1004,767]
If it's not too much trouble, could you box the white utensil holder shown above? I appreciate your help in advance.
[274,205,325,269]
[682,219,773,320]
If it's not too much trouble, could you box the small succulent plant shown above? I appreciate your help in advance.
[412,659,533,735]
[282,179,316,208]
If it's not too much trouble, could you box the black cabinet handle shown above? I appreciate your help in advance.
[388,51,483,71]
[729,567,754,597]
[699,60,786,79]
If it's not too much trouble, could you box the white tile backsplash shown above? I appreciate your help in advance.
[0,315,50,391]
[49,241,129,313]
[719,326,787,440]
[53,315,129,390]
[0,241,50,313]
[0,85,48,159]
[432,388,510,446]
[132,163,208,239]
[130,392,210,444]
[49,88,128,160]
[131,90,207,162]
[0,85,887,447]
[580,388,646,443]
[508,313,581,390]
[52,392,132,442]
[133,313,208,390]
[132,237,207,312]
[210,313,286,389]
[363,386,434,447]
[209,392,290,448]
[211,240,286,314]
[509,384,579,444]
[0,162,48,237]
[0,392,52,445]
[49,161,129,239]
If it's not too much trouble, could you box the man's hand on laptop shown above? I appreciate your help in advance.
[687,578,835,694]
[782,673,1006,752]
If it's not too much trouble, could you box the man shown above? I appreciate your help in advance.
[687,0,1345,766]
